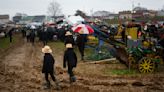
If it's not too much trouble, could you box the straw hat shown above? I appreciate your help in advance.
[127,35,132,39]
[42,45,52,53]
[65,31,72,36]
[66,44,73,48]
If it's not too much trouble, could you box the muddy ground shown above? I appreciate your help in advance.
[0,35,164,92]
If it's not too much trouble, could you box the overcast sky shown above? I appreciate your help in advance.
[0,0,164,18]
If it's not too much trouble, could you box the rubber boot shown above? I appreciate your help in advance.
[54,80,61,90]
[44,82,50,89]
[71,76,76,82]
[70,76,76,83]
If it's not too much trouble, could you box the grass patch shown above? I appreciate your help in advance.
[111,69,137,75]
[48,41,65,50]
[0,37,17,49]
[85,46,113,61]
[48,41,65,55]
[48,41,83,60]
[104,69,137,76]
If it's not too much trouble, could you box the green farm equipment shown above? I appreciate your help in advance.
[127,46,163,73]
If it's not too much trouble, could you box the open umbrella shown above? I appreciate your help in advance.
[72,24,94,34]
[30,25,36,29]
[66,15,84,25]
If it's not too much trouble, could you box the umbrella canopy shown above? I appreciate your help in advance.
[66,15,84,25]
[72,24,94,34]
[56,20,63,24]
[30,25,36,29]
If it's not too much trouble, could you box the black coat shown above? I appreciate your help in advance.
[64,35,75,46]
[8,28,14,37]
[63,48,77,68]
[76,34,86,47]
[30,30,36,39]
[41,31,48,41]
[42,53,55,73]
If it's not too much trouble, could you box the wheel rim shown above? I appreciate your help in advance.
[138,57,155,73]
[128,56,136,68]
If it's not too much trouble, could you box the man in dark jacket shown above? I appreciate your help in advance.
[41,27,48,46]
[63,43,77,83]
[8,28,14,42]
[76,33,86,60]
[29,30,36,45]
[42,46,60,89]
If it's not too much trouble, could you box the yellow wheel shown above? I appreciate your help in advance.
[138,57,155,73]
[128,56,136,68]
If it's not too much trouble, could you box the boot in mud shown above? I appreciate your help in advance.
[55,80,61,90]
[43,82,50,89]
[70,76,76,83]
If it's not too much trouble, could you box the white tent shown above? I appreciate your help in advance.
[65,15,84,25]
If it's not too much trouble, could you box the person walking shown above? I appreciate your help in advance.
[8,27,14,42]
[29,30,36,45]
[41,27,48,46]
[26,29,30,42]
[63,43,77,83]
[76,33,86,60]
[42,46,60,89]
[21,27,26,38]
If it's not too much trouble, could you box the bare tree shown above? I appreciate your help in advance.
[47,0,62,21]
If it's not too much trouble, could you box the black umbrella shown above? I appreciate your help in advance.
[56,20,63,24]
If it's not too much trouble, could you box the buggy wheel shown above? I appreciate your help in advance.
[128,56,136,68]
[138,57,155,73]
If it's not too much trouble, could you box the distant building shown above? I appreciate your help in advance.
[13,16,22,23]
[32,15,46,23]
[53,16,64,22]
[119,11,132,19]
[108,14,119,19]
[132,12,143,18]
[45,16,54,23]
[19,16,34,24]
[90,11,118,20]
[157,10,164,16]
[0,15,9,24]
[53,16,64,19]
[133,6,147,12]
[93,11,111,17]
[132,6,157,18]
[147,10,157,17]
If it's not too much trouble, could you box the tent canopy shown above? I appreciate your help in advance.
[65,15,84,25]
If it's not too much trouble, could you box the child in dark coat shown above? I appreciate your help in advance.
[64,31,75,46]
[63,43,77,83]
[42,46,60,89]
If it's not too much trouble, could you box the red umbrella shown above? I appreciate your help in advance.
[72,24,94,34]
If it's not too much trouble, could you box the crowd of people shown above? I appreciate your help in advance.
[17,23,87,89]
[2,19,164,90]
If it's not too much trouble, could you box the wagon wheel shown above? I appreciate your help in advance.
[138,57,155,73]
[128,56,136,68]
